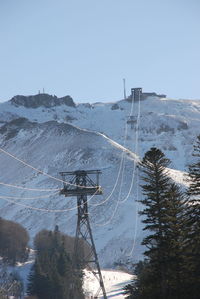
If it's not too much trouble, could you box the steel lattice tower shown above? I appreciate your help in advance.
[60,170,107,299]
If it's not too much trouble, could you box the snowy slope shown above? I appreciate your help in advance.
[0,94,199,268]
[84,269,133,299]
[12,251,133,298]
[0,117,143,266]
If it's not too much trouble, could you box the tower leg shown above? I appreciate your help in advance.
[74,194,107,299]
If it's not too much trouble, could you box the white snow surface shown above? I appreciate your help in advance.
[9,250,133,298]
[84,269,133,299]
[0,95,199,269]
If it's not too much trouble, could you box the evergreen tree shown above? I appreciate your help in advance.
[187,135,200,197]
[0,217,29,265]
[185,135,200,296]
[163,183,186,299]
[27,228,84,299]
[124,148,186,299]
[139,148,171,299]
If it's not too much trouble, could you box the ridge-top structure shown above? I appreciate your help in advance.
[60,170,107,299]
[127,87,166,102]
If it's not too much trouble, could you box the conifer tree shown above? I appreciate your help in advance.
[163,183,186,299]
[0,217,29,264]
[139,147,171,298]
[124,148,186,299]
[27,228,84,299]
[187,135,200,197]
[185,135,200,296]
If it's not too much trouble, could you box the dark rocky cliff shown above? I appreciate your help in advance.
[10,93,76,108]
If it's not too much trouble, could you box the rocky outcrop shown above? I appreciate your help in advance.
[10,94,76,108]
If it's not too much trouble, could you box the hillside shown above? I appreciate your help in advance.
[0,93,199,267]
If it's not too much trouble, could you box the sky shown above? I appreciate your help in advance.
[0,0,200,103]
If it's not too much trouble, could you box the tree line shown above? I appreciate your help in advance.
[0,217,29,265]
[0,218,86,298]
[26,226,85,299]
[124,135,200,299]
[0,217,28,298]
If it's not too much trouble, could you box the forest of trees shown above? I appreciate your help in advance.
[124,135,200,299]
[0,268,24,299]
[0,217,29,265]
[0,219,89,298]
[0,218,28,298]
[27,227,85,299]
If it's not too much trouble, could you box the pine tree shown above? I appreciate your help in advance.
[125,148,187,299]
[185,135,200,296]
[139,148,171,298]
[27,229,84,299]
[163,183,186,299]
[187,135,200,197]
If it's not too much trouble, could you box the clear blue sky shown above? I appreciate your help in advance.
[0,0,200,103]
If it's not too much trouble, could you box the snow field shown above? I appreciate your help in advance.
[84,269,133,299]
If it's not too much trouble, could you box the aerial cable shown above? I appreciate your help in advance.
[0,114,130,213]
[92,144,132,226]
[93,153,130,226]
[93,172,124,227]
[0,188,99,213]
[126,92,142,257]
[0,89,133,193]
[0,192,60,200]
[90,124,128,207]
[89,99,135,208]
[119,90,141,204]
[0,197,71,212]
[126,167,140,257]
[0,90,135,214]
[0,181,60,192]
[91,94,140,209]
[118,93,140,204]
[92,98,138,225]
[93,91,142,226]
[0,98,135,214]
[0,148,99,189]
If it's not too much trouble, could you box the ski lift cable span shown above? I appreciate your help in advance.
[0,97,136,212]
[126,167,140,257]
[91,92,140,210]
[0,147,100,190]
[0,101,133,213]
[119,89,141,204]
[126,92,142,257]
[0,92,136,212]
[0,99,133,210]
[93,92,141,227]
[0,85,134,198]
[0,181,60,192]
[0,191,60,200]
[0,188,100,213]
[89,98,135,208]
[0,101,133,192]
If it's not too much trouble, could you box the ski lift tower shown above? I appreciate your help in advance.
[59,170,107,299]
[132,87,142,102]
[127,87,142,129]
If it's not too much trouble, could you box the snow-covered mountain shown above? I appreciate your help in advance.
[0,93,199,267]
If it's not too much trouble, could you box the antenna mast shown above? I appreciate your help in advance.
[123,78,127,100]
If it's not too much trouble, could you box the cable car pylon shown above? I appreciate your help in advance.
[60,170,107,299]
[127,87,142,129]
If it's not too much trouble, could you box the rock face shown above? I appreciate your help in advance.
[10,94,76,108]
